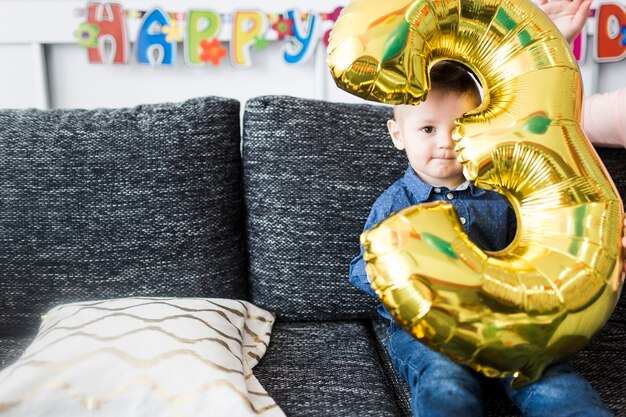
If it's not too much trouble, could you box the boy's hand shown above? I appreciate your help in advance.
[537,0,592,44]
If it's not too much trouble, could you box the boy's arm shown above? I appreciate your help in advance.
[349,248,378,298]
[349,205,388,298]
[506,205,518,246]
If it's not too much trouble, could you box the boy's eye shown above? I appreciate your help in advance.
[421,126,435,134]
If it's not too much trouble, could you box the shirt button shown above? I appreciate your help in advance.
[446,192,454,200]
[460,217,466,225]
[434,188,441,193]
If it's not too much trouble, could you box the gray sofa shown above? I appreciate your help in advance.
[0,95,624,416]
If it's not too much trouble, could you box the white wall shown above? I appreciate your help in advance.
[0,43,49,108]
[43,42,358,109]
[0,0,362,109]
[0,0,624,110]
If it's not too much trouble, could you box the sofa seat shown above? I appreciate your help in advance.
[254,321,404,417]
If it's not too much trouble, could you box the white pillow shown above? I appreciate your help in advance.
[0,297,285,416]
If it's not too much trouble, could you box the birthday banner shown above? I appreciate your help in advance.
[590,2,626,63]
[74,3,341,67]
[75,2,626,68]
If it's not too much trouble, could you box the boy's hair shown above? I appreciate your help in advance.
[393,60,481,119]
[430,60,481,100]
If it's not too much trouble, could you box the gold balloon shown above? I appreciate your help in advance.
[329,0,624,386]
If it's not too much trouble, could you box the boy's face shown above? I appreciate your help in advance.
[387,89,478,189]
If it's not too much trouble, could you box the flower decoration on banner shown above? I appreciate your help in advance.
[272,16,294,40]
[200,38,227,66]
[162,19,183,43]
[74,22,100,48]
[253,36,269,51]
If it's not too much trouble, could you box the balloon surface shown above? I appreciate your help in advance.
[328,0,624,386]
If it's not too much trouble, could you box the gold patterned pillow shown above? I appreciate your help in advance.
[0,297,285,416]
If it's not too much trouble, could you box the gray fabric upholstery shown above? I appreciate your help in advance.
[242,95,406,320]
[569,321,626,415]
[0,94,624,417]
[253,320,404,417]
[0,97,247,334]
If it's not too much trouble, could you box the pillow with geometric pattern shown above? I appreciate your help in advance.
[0,297,285,416]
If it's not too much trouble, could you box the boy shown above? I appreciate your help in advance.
[349,61,612,416]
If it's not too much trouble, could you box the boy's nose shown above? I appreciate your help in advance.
[436,133,455,148]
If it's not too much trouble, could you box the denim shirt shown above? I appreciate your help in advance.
[349,165,517,319]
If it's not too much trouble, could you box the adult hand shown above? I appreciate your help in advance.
[537,0,592,44]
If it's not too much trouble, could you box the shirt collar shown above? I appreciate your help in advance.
[453,181,471,191]
[401,165,486,201]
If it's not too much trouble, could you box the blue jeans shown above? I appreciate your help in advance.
[386,322,613,417]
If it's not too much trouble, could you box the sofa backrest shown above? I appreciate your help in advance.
[0,96,248,334]
[242,95,406,320]
[242,95,626,324]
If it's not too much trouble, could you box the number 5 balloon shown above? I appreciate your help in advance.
[328,0,624,386]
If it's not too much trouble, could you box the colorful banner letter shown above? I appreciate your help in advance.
[185,10,221,66]
[137,8,176,66]
[282,9,322,65]
[87,3,128,64]
[572,31,587,64]
[595,3,626,63]
[231,11,268,68]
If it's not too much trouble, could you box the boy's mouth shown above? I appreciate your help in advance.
[432,153,457,160]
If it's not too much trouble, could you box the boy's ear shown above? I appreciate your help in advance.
[387,119,405,151]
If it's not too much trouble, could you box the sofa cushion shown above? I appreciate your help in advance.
[0,297,284,416]
[253,320,404,417]
[0,97,247,334]
[242,95,405,320]
[569,320,626,416]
